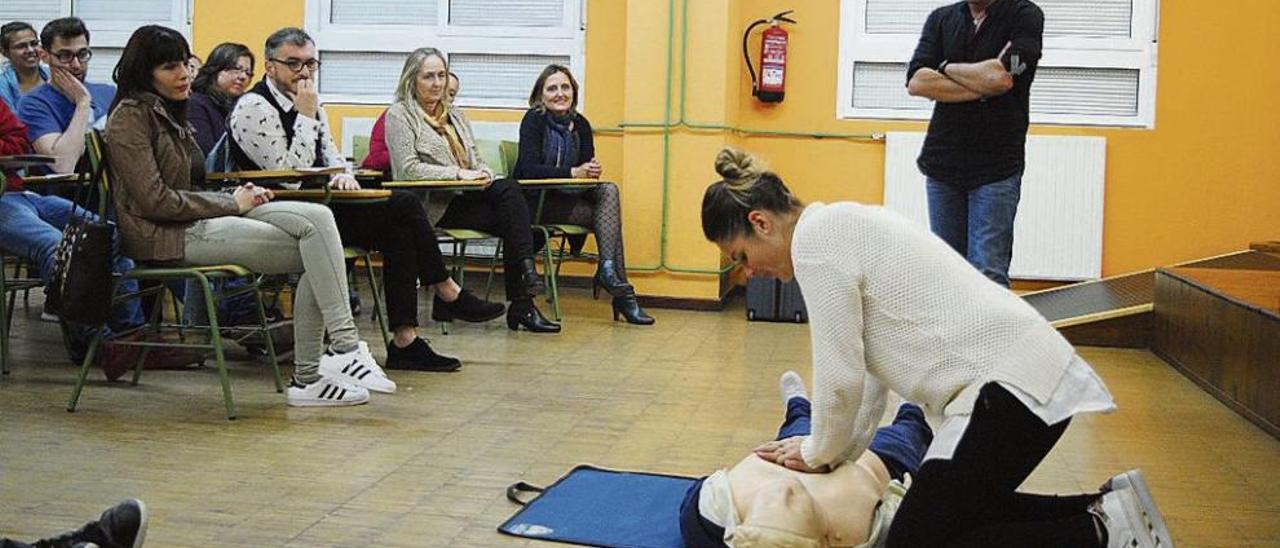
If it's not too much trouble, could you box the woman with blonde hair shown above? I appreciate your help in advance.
[699,147,1173,548]
[385,48,559,333]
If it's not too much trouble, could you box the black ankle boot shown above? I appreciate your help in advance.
[431,288,505,323]
[507,299,560,333]
[519,257,546,296]
[612,289,655,325]
[593,259,630,299]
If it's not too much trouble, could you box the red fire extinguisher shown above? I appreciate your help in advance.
[744,10,797,103]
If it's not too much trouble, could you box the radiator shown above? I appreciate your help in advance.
[883,132,1106,281]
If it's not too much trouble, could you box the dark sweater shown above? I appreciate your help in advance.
[513,108,595,179]
[185,91,230,156]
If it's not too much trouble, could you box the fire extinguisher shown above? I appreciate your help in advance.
[743,9,797,104]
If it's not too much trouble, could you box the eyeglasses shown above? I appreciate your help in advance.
[223,66,254,77]
[269,58,320,73]
[51,48,92,64]
[8,39,39,52]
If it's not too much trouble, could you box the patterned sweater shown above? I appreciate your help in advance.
[793,202,1075,468]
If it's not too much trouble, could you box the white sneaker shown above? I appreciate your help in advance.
[319,342,396,394]
[1091,488,1156,548]
[1103,470,1174,547]
[779,370,807,405]
[286,378,369,407]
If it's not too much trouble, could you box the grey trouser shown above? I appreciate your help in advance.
[182,202,358,379]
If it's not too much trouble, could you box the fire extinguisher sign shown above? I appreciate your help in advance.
[762,67,784,87]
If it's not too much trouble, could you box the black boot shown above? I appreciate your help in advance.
[506,299,560,333]
[431,288,505,323]
[34,498,148,548]
[612,289,655,325]
[592,259,627,299]
[519,257,546,296]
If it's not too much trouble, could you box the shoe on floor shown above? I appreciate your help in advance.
[36,497,148,548]
[286,378,370,407]
[319,342,396,393]
[1090,488,1157,548]
[1101,470,1174,547]
[98,334,144,382]
[431,289,505,323]
[385,337,461,372]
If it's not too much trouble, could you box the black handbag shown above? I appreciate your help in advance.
[45,168,115,326]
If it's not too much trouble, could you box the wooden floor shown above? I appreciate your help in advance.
[1,289,1278,547]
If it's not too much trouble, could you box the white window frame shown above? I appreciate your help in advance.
[836,0,1160,128]
[304,0,587,108]
[1,0,192,50]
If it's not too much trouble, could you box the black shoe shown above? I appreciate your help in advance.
[385,338,461,372]
[592,259,630,299]
[519,258,546,296]
[36,498,148,548]
[431,289,505,323]
[506,300,561,333]
[612,292,655,325]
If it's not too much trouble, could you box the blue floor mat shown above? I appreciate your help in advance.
[499,465,698,548]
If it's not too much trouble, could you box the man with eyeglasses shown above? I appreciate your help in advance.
[16,17,114,175]
[0,21,50,112]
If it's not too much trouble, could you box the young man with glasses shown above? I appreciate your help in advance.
[0,21,50,111]
[15,17,113,174]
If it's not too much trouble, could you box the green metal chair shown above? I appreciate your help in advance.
[0,254,43,375]
[66,131,282,420]
[345,246,390,347]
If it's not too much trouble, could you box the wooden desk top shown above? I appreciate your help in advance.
[21,173,85,184]
[1167,266,1280,315]
[272,189,392,202]
[206,167,345,181]
[381,179,488,189]
[518,178,606,187]
[0,154,56,170]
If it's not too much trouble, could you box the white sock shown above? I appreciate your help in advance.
[779,370,807,405]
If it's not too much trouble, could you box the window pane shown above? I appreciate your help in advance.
[449,0,563,27]
[851,62,931,111]
[0,0,62,22]
[864,0,1134,38]
[449,53,569,105]
[319,51,405,98]
[73,0,174,22]
[331,0,437,26]
[84,46,121,85]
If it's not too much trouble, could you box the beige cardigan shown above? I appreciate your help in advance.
[386,101,498,222]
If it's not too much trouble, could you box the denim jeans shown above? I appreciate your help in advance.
[926,173,1022,287]
[0,191,145,334]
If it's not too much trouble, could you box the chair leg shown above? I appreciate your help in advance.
[66,328,105,412]
[0,260,9,376]
[484,239,502,302]
[196,274,236,420]
[537,228,562,322]
[250,278,283,394]
[130,283,168,386]
[363,253,390,348]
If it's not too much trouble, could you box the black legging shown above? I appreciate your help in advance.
[436,178,542,302]
[526,183,626,276]
[331,191,449,329]
[886,383,1101,548]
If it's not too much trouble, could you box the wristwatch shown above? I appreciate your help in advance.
[938,60,950,75]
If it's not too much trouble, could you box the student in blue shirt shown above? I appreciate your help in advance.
[15,17,114,174]
[0,21,50,111]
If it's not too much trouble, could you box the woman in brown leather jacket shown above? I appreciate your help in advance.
[104,25,388,408]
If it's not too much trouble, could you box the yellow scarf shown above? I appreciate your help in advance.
[420,101,471,170]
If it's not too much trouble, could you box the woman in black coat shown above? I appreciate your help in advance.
[513,65,653,325]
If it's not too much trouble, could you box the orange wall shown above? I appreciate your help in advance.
[190,0,1280,300]
[735,0,1280,275]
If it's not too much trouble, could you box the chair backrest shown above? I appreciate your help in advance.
[474,138,506,178]
[351,134,371,165]
[84,130,112,218]
[499,140,520,178]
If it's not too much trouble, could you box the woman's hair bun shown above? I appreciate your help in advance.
[715,147,763,186]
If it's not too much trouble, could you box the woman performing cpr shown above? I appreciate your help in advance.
[698,147,1173,548]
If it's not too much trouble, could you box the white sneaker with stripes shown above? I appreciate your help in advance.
[319,342,397,394]
[286,378,369,407]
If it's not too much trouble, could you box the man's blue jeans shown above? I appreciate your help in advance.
[926,173,1022,287]
[0,192,145,334]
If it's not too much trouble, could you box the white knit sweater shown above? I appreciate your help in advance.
[793,202,1076,469]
